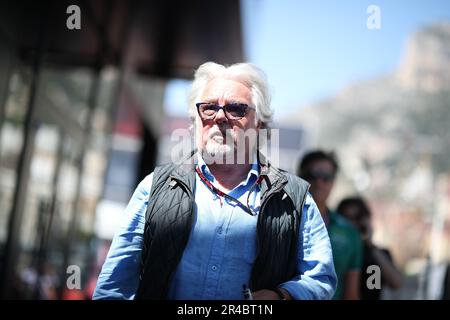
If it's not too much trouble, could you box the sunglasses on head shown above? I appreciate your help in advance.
[303,171,335,182]
[196,102,254,120]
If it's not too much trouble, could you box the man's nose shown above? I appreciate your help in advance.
[214,108,228,124]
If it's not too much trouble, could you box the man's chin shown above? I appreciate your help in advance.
[202,143,234,162]
[206,145,233,157]
[312,194,328,206]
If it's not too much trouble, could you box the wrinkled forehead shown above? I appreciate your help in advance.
[200,78,252,104]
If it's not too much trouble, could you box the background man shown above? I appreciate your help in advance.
[298,150,363,299]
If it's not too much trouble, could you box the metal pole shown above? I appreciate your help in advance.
[33,129,64,299]
[57,65,101,299]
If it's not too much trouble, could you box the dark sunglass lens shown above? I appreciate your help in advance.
[200,104,218,117]
[318,173,332,182]
[305,171,334,182]
[225,103,246,118]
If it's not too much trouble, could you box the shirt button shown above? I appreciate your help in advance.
[211,265,218,271]
[217,227,222,234]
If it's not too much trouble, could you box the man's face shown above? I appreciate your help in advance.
[196,78,258,163]
[303,159,335,205]
[340,205,372,239]
[340,205,361,225]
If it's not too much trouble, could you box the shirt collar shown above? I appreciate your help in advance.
[197,152,259,189]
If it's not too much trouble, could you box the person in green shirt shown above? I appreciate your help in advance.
[298,150,363,299]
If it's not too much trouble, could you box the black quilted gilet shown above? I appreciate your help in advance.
[135,152,309,299]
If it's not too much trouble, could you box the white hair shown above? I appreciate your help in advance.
[187,62,273,129]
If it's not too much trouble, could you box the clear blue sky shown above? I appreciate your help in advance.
[165,0,450,120]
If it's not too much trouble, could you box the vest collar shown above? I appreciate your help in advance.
[170,149,288,197]
[257,152,288,198]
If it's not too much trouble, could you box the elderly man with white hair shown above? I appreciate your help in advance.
[93,62,337,300]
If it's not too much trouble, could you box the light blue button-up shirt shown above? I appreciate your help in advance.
[93,155,336,300]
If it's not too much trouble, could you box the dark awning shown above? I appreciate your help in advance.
[0,0,244,78]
